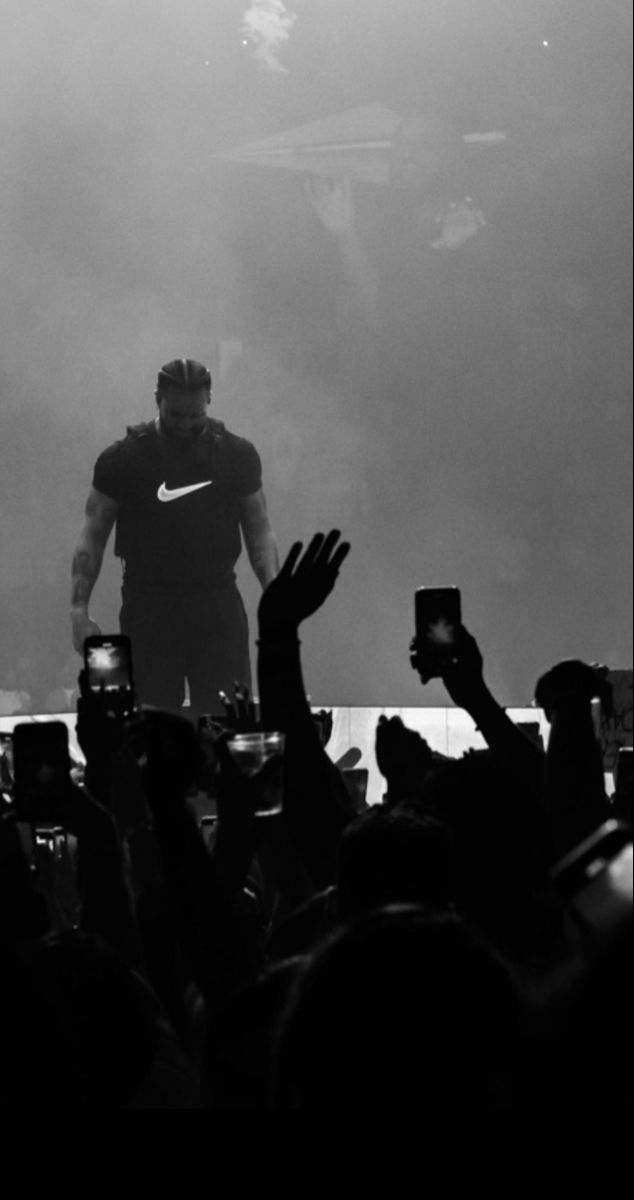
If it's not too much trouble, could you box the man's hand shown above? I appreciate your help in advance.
[411,624,486,707]
[71,612,102,655]
[306,176,355,236]
[258,530,351,638]
[76,669,125,767]
[439,626,486,709]
[375,715,435,804]
[313,709,334,749]
[218,684,260,733]
[535,660,613,723]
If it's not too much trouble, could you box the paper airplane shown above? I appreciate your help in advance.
[214,103,507,185]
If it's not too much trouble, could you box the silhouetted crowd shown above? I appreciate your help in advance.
[1,531,631,1108]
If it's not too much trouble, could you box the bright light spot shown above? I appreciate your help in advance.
[542,40,550,47]
[428,619,455,645]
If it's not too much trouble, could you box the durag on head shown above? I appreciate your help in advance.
[156,358,212,394]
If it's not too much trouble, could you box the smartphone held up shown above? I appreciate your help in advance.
[11,721,72,825]
[83,635,136,717]
[414,586,462,679]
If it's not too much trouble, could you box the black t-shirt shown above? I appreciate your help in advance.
[92,418,262,591]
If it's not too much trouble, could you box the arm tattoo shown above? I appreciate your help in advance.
[85,493,117,530]
[71,491,117,608]
[71,548,101,607]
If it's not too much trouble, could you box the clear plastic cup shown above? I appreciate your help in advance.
[226,731,285,816]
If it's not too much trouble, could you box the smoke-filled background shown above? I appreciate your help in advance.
[0,0,632,710]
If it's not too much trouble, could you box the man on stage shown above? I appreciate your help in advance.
[70,357,279,716]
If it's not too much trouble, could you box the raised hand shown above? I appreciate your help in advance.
[218,684,260,733]
[375,715,435,805]
[258,530,351,638]
[411,624,486,706]
[76,669,126,769]
[313,709,334,749]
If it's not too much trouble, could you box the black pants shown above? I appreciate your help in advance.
[120,584,251,719]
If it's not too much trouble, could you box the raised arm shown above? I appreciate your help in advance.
[534,660,612,857]
[411,624,546,803]
[257,532,355,891]
[239,488,280,590]
[70,487,119,653]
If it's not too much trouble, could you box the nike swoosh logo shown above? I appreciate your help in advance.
[157,481,213,503]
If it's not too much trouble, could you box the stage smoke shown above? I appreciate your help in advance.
[242,1,297,73]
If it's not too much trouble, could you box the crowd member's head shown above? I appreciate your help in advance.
[419,751,562,961]
[272,906,523,1109]
[335,804,453,919]
[155,358,212,442]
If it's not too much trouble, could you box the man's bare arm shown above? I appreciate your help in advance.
[239,489,280,590]
[71,488,119,651]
